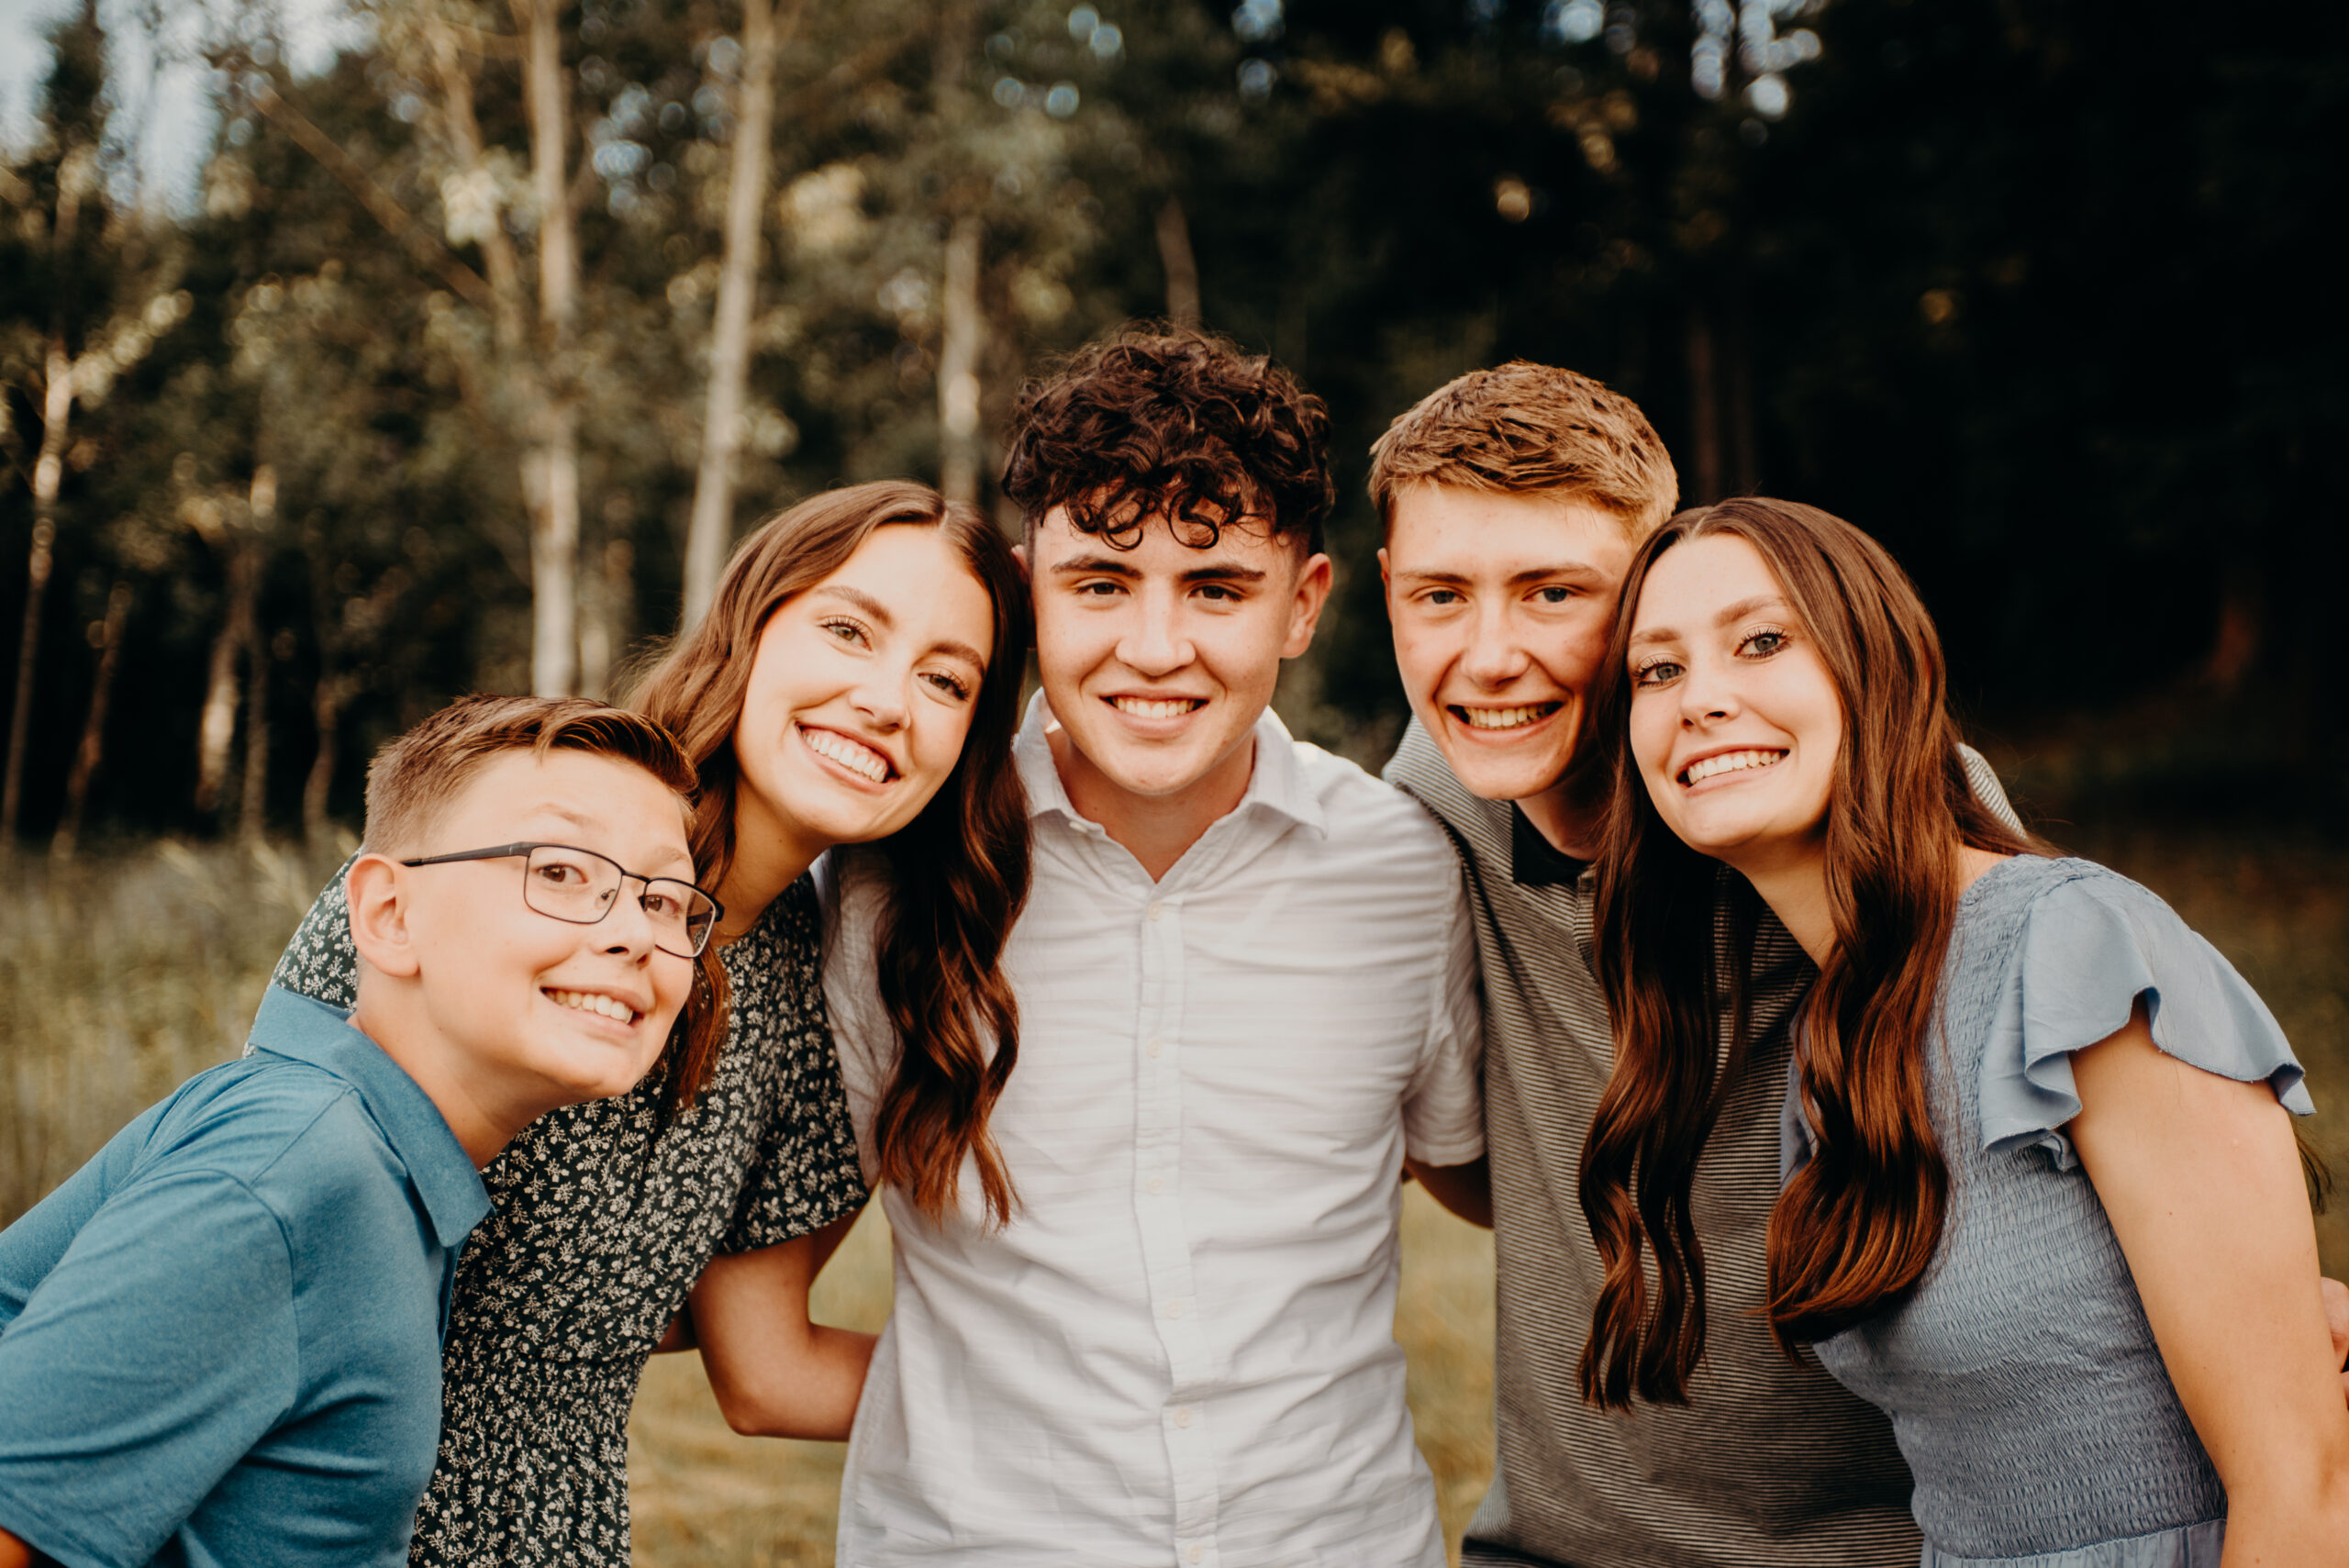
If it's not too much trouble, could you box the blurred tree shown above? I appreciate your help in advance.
[4,0,2342,845]
[0,0,192,857]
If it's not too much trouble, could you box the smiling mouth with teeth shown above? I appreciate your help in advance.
[797,722,894,784]
[1679,748,1787,786]
[548,989,641,1025]
[1453,703,1562,732]
[1110,695,1206,719]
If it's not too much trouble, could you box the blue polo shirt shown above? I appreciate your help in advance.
[0,985,490,1568]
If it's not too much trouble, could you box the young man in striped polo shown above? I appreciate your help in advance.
[1373,364,2349,1568]
[1374,363,1940,1567]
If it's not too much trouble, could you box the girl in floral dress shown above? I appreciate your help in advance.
[271,480,1031,1565]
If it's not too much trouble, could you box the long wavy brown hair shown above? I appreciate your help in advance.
[629,481,1031,1226]
[1577,498,2035,1409]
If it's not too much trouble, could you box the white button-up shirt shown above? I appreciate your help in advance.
[823,695,1485,1568]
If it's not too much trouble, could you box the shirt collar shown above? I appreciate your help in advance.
[1510,803,1591,887]
[1012,689,1329,840]
[247,985,491,1251]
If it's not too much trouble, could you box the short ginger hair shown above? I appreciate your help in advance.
[362,694,697,859]
[1367,361,1679,538]
[1001,324,1334,556]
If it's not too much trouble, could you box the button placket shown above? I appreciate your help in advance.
[1128,895,1219,1556]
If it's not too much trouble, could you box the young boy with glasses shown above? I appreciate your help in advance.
[0,695,717,1568]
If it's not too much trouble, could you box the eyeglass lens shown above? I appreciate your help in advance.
[521,845,717,959]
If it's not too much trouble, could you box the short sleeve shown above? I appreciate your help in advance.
[1402,873,1487,1166]
[0,1170,299,1567]
[268,856,361,1013]
[718,882,869,1255]
[1980,870,2313,1170]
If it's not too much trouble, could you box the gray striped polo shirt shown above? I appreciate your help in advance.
[1386,717,1940,1568]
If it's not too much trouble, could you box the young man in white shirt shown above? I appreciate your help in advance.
[822,327,1486,1568]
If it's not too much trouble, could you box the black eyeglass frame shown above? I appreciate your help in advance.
[398,840,725,959]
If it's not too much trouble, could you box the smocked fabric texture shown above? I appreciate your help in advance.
[1790,855,2309,1562]
[269,871,866,1567]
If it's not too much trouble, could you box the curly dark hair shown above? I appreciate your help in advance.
[1001,324,1334,555]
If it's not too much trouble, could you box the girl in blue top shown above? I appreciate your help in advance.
[1575,496,2349,1566]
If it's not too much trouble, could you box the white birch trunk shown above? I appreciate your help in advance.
[518,0,580,696]
[683,0,785,629]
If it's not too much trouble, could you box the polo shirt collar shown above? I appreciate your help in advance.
[1012,690,1329,840]
[1510,803,1591,887]
[247,985,490,1250]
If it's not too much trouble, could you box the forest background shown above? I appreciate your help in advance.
[2,0,2345,1562]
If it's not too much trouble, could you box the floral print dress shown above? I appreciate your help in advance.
[270,870,867,1566]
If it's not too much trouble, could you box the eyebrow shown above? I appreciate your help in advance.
[1393,562,1610,588]
[1629,594,1791,648]
[525,806,695,874]
[1048,553,1269,586]
[813,584,987,669]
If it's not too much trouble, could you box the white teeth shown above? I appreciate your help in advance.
[551,990,639,1023]
[799,725,890,782]
[1681,749,1787,785]
[1458,705,1557,730]
[1112,696,1201,719]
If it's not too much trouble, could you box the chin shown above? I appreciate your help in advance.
[1442,748,1568,805]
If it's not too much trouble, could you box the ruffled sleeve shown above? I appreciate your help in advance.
[1979,866,2314,1170]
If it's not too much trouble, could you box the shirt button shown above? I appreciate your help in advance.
[1147,1174,1164,1195]
[1187,1547,1203,1564]
[1147,901,1163,922]
[1173,1405,1194,1428]
[1165,1299,1185,1319]
[1146,1037,1163,1057]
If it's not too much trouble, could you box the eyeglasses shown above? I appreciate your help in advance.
[399,842,724,960]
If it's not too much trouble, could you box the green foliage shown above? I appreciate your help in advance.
[0,0,2343,843]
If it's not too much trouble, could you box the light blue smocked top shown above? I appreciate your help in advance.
[1784,855,2315,1568]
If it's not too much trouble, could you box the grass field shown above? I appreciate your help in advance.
[6,827,2344,1565]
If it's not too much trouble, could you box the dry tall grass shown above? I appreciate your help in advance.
[0,837,355,1220]
[2,833,2342,1566]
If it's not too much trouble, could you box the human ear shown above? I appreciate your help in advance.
[1281,552,1335,660]
[346,854,423,980]
[1376,546,1392,592]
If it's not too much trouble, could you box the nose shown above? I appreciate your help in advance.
[1116,584,1194,678]
[851,664,911,731]
[1676,651,1738,727]
[1460,601,1531,689]
[601,883,662,961]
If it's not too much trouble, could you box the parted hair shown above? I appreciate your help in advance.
[629,480,1032,1226]
[1577,498,2037,1410]
[362,693,728,1108]
[1001,323,1334,555]
[1367,361,1680,538]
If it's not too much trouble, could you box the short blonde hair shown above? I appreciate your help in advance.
[1367,361,1678,538]
[362,694,696,859]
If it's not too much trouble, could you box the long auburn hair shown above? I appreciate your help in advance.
[1577,497,2036,1409]
[629,481,1031,1226]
